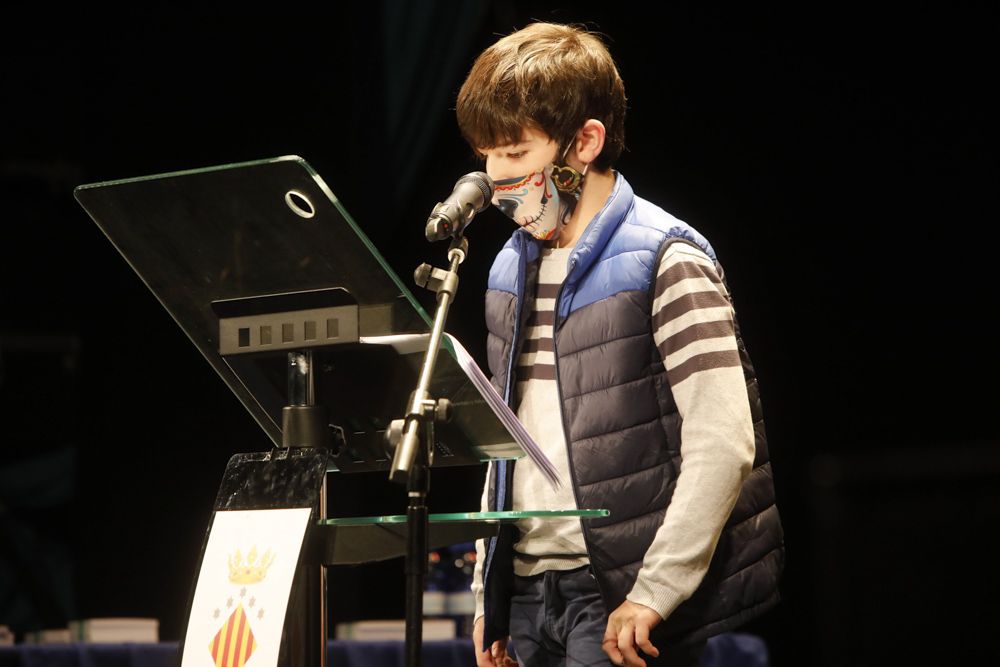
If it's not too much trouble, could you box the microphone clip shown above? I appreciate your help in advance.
[425,202,465,242]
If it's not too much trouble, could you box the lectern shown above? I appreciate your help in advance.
[74,157,606,667]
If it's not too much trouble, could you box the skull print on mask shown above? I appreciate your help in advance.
[491,145,588,242]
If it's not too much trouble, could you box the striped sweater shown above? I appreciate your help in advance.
[473,239,754,621]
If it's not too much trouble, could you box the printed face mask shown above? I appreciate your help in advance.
[491,166,566,241]
[491,147,588,241]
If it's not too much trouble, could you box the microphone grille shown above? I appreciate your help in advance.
[457,171,495,212]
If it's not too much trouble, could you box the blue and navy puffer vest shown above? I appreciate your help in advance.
[479,174,783,646]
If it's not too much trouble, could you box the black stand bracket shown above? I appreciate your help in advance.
[386,235,468,667]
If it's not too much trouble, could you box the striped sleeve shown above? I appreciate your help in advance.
[626,241,756,619]
[651,242,742,382]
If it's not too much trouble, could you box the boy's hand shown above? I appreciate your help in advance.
[602,600,662,667]
[473,616,515,666]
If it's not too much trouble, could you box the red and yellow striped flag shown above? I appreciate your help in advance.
[209,605,258,667]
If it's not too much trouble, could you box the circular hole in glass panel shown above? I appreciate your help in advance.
[285,190,315,219]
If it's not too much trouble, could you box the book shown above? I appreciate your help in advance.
[334,618,456,641]
[68,617,159,643]
[24,628,71,644]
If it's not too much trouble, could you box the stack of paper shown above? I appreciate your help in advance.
[358,332,561,488]
[444,333,560,488]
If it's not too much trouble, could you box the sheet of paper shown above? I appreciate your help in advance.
[359,333,561,488]
[181,507,312,667]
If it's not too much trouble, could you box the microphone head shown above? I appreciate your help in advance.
[456,171,495,212]
[425,172,496,242]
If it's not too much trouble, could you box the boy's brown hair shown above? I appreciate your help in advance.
[456,22,627,172]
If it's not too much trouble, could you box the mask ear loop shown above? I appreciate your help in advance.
[551,141,588,197]
[550,142,587,231]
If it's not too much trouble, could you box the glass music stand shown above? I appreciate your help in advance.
[74,156,606,667]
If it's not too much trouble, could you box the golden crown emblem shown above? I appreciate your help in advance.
[228,546,275,584]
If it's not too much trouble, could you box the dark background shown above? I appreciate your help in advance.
[1,4,997,665]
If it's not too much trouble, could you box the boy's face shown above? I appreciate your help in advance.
[476,126,579,240]
[476,126,559,182]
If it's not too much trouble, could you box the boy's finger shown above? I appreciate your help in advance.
[634,622,659,657]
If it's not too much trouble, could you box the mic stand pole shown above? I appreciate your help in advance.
[387,234,468,667]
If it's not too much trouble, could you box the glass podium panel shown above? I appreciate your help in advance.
[320,510,610,526]
[74,157,530,469]
[75,156,428,448]
[315,510,610,564]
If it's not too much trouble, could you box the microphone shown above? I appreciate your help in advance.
[425,172,495,241]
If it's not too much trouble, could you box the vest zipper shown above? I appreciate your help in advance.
[551,255,609,606]
[482,233,529,636]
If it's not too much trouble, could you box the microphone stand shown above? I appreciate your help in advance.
[387,233,469,667]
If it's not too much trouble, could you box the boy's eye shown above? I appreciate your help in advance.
[507,151,526,159]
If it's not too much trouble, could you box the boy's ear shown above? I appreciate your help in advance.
[573,119,607,168]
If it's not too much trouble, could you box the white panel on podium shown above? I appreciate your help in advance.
[181,508,312,667]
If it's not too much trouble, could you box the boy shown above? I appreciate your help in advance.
[457,23,783,667]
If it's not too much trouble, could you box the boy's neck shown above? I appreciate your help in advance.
[549,168,616,250]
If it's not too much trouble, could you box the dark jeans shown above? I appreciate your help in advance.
[508,567,705,667]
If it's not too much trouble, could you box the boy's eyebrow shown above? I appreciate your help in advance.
[499,138,532,149]
[477,141,528,154]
